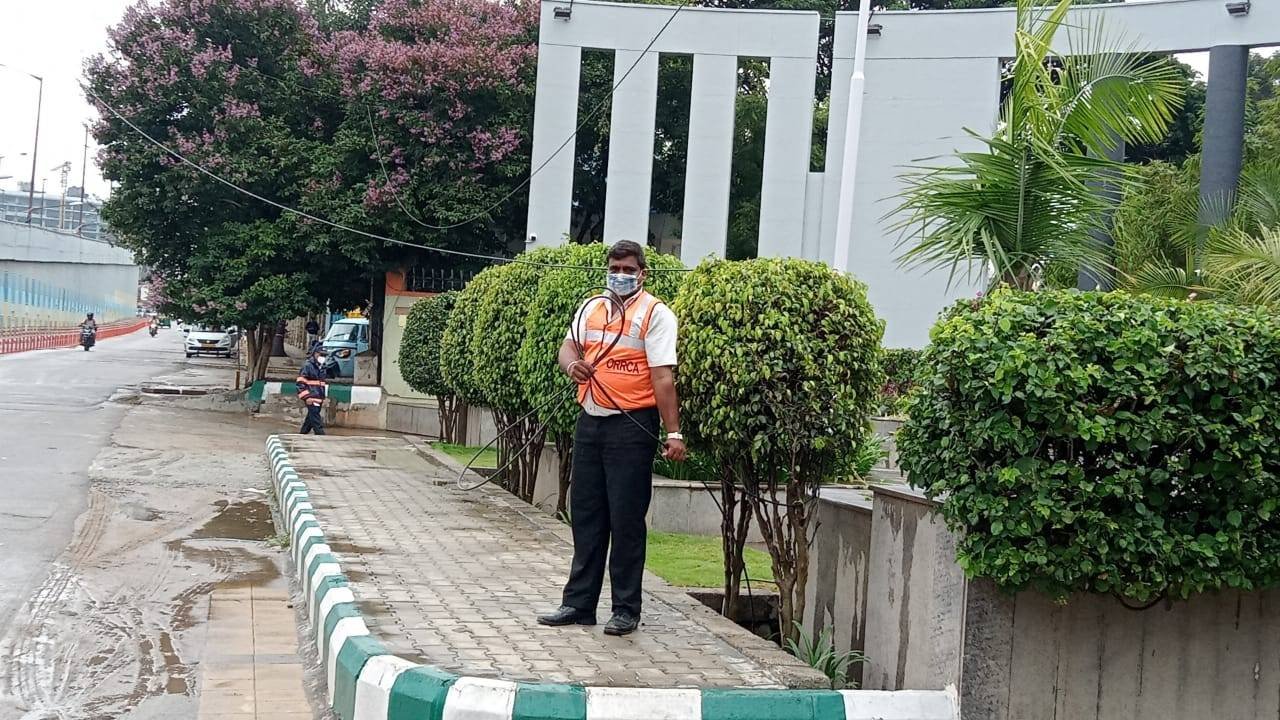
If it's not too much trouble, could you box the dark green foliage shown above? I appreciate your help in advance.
[676,258,883,472]
[899,289,1280,602]
[876,348,924,417]
[675,257,883,642]
[399,292,458,397]
[470,246,575,413]
[440,268,500,404]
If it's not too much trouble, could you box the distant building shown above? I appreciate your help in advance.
[1,185,113,242]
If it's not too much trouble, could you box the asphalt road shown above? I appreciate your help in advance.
[0,328,182,640]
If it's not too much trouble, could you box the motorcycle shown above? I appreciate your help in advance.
[80,327,96,351]
[149,324,158,337]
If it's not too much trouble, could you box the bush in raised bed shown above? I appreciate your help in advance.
[400,291,461,441]
[675,257,883,642]
[440,266,499,405]
[899,289,1280,603]
[467,246,574,502]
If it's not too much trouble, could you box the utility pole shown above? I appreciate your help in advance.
[831,0,873,273]
[52,161,70,231]
[78,125,89,235]
[27,75,43,224]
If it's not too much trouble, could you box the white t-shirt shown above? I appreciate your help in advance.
[565,291,677,416]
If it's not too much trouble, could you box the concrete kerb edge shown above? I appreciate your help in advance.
[263,434,961,720]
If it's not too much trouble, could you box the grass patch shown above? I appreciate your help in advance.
[431,442,498,468]
[646,531,775,588]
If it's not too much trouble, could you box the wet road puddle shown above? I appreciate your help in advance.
[190,500,275,541]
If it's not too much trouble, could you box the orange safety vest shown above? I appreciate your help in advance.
[577,291,662,411]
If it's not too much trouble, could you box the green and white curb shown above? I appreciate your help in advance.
[266,435,960,720]
[250,380,382,406]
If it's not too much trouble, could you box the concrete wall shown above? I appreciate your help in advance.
[860,485,1280,720]
[803,488,874,687]
[862,486,967,693]
[0,221,138,329]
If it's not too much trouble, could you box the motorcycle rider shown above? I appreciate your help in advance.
[80,313,98,350]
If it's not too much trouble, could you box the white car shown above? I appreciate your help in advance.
[184,325,239,358]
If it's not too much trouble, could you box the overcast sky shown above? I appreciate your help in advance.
[0,0,1235,205]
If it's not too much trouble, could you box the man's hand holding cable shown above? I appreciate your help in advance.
[558,340,595,384]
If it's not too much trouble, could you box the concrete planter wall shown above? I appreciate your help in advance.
[860,485,1280,720]
[802,488,874,688]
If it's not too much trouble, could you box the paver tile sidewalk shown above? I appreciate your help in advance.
[279,434,825,689]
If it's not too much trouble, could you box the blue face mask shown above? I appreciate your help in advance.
[607,272,640,297]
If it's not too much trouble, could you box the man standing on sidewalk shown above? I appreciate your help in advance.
[537,240,687,636]
[296,342,334,435]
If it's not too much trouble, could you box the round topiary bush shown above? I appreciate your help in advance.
[674,257,884,642]
[467,246,574,502]
[899,289,1280,602]
[399,291,460,440]
[440,266,500,405]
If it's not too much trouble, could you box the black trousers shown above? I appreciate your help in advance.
[561,407,660,617]
[300,404,326,435]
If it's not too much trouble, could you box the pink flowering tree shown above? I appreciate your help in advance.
[311,0,539,262]
[85,0,368,380]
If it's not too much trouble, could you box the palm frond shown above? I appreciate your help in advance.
[1238,162,1280,231]
[1056,19,1185,155]
[1121,264,1205,301]
[1204,226,1280,308]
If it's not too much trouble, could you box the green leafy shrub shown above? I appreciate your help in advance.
[876,347,923,417]
[400,292,462,441]
[786,622,866,690]
[899,289,1280,602]
[515,243,685,511]
[440,267,500,404]
[675,257,884,643]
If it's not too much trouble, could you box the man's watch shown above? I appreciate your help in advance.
[666,431,684,441]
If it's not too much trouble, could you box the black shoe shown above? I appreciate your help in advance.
[537,605,597,626]
[603,612,639,636]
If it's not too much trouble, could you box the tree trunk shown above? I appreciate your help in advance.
[554,431,573,518]
[438,394,460,443]
[492,408,547,504]
[370,276,386,386]
[245,324,276,382]
[270,318,287,356]
[719,474,752,620]
[752,474,814,648]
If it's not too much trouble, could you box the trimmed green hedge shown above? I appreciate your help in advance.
[899,290,1280,602]
[399,292,457,397]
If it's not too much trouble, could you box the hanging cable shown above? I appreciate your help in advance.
[83,86,690,273]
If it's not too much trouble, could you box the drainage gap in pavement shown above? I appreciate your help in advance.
[139,385,212,396]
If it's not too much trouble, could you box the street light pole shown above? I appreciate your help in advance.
[831,0,873,274]
[78,125,89,236]
[27,75,44,224]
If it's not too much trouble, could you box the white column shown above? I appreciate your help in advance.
[603,49,660,245]
[525,42,582,248]
[679,53,738,264]
[819,29,855,266]
[757,55,817,258]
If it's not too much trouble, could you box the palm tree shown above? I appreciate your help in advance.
[891,0,1185,291]
[1121,161,1280,303]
